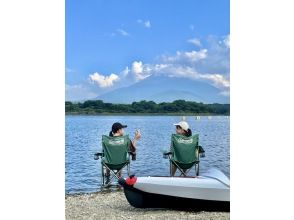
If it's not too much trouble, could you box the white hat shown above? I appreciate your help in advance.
[173,121,189,131]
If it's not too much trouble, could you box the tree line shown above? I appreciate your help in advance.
[65,100,230,115]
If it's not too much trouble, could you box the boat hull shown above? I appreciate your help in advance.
[119,179,230,211]
[118,169,230,211]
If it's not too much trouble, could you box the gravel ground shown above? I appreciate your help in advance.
[65,190,229,220]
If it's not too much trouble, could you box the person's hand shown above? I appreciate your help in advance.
[134,129,141,140]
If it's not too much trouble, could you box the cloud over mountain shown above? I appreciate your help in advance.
[65,35,230,101]
[89,72,120,88]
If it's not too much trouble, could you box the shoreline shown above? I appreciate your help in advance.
[65,113,230,116]
[66,190,229,220]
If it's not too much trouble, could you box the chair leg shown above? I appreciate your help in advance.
[127,164,130,176]
[101,164,105,188]
[103,163,129,187]
[172,161,187,177]
[169,156,174,176]
[179,168,187,177]
[183,168,192,176]
[107,171,118,186]
[196,163,200,176]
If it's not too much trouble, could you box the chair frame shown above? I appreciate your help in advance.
[164,150,200,177]
[94,151,134,188]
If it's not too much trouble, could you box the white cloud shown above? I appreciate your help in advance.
[87,35,230,94]
[117,29,130,36]
[137,19,151,28]
[219,90,230,96]
[65,84,97,101]
[189,25,195,31]
[223,34,230,48]
[132,61,143,74]
[184,50,207,61]
[150,64,229,89]
[126,60,230,90]
[89,72,120,88]
[65,84,82,90]
[122,51,228,90]
[65,67,75,73]
[131,61,151,81]
[161,49,207,63]
[144,20,151,28]
[187,38,201,47]
[198,73,230,88]
[156,65,197,79]
[122,66,130,77]
[189,35,230,75]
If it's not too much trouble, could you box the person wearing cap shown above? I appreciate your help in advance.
[105,122,141,180]
[171,121,193,176]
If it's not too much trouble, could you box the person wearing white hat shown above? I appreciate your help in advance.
[173,121,192,137]
[171,120,193,176]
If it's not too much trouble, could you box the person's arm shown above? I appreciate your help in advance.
[129,130,141,152]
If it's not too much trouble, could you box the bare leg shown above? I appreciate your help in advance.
[106,169,121,178]
[105,168,110,184]
[118,170,122,178]
[172,164,187,176]
[106,168,110,176]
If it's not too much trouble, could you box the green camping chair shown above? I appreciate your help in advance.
[94,135,134,188]
[163,134,205,177]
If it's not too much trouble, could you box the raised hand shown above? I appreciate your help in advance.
[135,129,141,140]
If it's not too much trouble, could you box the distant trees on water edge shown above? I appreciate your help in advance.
[65,100,230,115]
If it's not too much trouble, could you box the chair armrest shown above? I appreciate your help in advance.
[162,151,172,159]
[94,152,103,160]
[128,151,135,156]
[163,151,172,156]
[200,153,205,158]
[199,145,205,153]
[198,146,205,158]
[128,151,136,161]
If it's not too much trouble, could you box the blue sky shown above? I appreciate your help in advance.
[66,0,230,101]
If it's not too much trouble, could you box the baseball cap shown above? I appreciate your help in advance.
[112,122,127,133]
[173,121,189,131]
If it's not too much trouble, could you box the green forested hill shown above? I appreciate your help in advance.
[65,100,229,115]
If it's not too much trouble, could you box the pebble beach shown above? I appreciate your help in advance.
[65,190,229,220]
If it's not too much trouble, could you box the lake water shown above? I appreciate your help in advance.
[65,115,230,194]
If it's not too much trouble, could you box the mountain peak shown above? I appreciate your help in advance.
[95,75,229,104]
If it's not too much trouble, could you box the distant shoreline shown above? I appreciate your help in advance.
[65,100,230,116]
[65,112,230,116]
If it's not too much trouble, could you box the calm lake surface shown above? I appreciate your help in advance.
[65,115,230,194]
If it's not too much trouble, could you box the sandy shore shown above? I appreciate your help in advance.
[65,190,229,220]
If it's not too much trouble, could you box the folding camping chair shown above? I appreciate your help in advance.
[94,135,134,188]
[163,134,205,177]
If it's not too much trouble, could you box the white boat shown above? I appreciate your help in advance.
[119,168,230,211]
